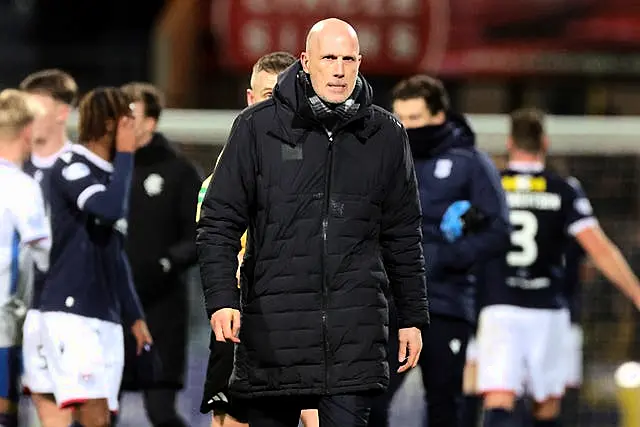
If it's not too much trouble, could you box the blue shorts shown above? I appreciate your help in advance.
[0,347,21,402]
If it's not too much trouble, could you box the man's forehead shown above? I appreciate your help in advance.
[311,34,359,51]
[393,97,428,109]
[27,91,56,105]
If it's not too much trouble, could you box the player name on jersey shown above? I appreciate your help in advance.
[506,191,561,211]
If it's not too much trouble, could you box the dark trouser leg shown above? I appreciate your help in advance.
[513,397,534,427]
[421,315,472,427]
[245,398,301,427]
[367,300,404,427]
[367,370,405,427]
[561,387,579,427]
[143,389,188,427]
[459,394,482,427]
[483,409,515,427]
[0,412,17,427]
[318,393,375,427]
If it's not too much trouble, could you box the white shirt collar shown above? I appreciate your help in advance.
[0,158,19,169]
[31,140,73,168]
[508,161,544,173]
[71,144,113,172]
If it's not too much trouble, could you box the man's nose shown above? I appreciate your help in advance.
[333,59,345,78]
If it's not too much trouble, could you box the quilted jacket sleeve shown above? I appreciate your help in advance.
[197,114,256,318]
[380,123,430,329]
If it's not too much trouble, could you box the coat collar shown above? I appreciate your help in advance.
[267,61,378,146]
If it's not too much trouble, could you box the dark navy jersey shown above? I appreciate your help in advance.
[39,144,142,324]
[22,143,72,308]
[485,163,596,309]
[564,238,585,324]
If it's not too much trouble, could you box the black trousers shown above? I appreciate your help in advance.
[113,389,187,427]
[143,389,188,427]
[242,393,375,427]
[368,314,472,427]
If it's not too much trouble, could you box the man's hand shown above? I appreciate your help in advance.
[440,200,488,243]
[440,201,471,242]
[116,116,136,152]
[131,319,153,355]
[397,327,422,373]
[211,308,241,343]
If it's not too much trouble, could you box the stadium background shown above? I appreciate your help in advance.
[2,0,640,425]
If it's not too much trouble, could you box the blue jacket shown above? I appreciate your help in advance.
[407,113,510,323]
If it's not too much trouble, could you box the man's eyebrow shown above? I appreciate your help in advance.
[322,54,357,60]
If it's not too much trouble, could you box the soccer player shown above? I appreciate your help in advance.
[197,51,321,427]
[0,89,51,427]
[19,68,77,427]
[38,87,152,427]
[478,108,640,427]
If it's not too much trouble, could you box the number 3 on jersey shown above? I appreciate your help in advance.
[508,210,538,267]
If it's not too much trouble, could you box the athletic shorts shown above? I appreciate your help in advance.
[476,305,570,402]
[563,323,583,388]
[40,311,124,412]
[200,333,247,423]
[22,309,54,394]
[466,335,478,363]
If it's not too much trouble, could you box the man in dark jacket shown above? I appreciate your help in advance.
[120,82,202,427]
[368,75,510,427]
[197,18,429,427]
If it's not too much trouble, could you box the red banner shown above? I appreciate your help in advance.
[211,0,640,76]
[211,0,441,74]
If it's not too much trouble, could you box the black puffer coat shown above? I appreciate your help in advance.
[197,61,429,398]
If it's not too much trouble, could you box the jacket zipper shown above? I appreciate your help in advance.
[321,131,334,393]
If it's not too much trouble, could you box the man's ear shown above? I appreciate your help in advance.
[246,89,254,107]
[144,116,157,133]
[56,104,71,124]
[21,122,33,144]
[300,52,310,73]
[542,135,550,153]
[105,119,115,133]
[432,110,446,126]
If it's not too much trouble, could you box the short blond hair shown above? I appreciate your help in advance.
[19,69,78,107]
[0,89,43,139]
[250,52,296,89]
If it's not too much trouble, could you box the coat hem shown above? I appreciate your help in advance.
[229,382,387,398]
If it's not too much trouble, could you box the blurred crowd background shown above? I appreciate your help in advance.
[3,0,640,426]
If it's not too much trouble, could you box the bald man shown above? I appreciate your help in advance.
[197,18,429,427]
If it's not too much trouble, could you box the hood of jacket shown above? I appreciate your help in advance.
[405,112,476,159]
[272,60,375,126]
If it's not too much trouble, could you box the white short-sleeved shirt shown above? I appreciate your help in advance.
[0,159,50,309]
